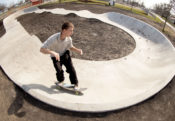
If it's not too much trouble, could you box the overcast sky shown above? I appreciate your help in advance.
[140,0,170,8]
[0,0,172,8]
[0,0,25,7]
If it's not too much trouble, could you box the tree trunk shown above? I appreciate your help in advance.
[162,17,168,32]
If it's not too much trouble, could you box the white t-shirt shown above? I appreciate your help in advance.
[42,32,73,56]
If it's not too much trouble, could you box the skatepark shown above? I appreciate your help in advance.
[0,3,175,114]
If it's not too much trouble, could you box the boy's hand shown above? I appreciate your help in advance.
[55,53,60,61]
[40,48,60,61]
[70,46,83,55]
[79,49,83,55]
[52,51,60,61]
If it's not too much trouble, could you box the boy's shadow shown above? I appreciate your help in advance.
[8,85,26,117]
[21,84,59,94]
[7,83,59,118]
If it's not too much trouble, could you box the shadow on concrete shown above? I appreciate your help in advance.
[21,84,59,94]
[7,85,26,118]
[23,6,38,13]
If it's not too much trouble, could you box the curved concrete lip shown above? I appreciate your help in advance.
[0,6,175,112]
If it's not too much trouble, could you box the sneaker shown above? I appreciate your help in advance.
[74,85,80,91]
[55,81,64,86]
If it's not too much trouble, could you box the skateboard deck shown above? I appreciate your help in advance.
[55,82,83,96]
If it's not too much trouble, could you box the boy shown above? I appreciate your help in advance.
[40,22,83,90]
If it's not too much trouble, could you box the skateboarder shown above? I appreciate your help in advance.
[40,22,83,90]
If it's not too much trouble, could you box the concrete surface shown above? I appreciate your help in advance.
[0,6,175,112]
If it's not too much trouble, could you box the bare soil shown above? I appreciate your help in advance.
[17,12,135,61]
[0,2,175,121]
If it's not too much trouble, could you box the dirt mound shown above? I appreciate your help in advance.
[65,13,78,17]
[17,12,135,61]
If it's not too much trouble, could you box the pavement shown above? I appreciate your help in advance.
[0,6,175,112]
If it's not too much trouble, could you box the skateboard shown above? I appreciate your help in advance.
[55,82,83,96]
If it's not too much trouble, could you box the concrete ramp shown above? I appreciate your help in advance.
[0,7,175,112]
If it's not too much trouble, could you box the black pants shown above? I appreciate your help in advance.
[51,50,78,85]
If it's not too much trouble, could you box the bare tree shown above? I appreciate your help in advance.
[162,0,175,31]
[153,2,173,32]
[154,3,168,17]
[170,0,175,24]
[162,4,171,31]
[130,0,136,11]
[129,0,143,11]
[0,4,5,11]
[170,0,175,15]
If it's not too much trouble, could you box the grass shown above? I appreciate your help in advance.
[70,0,108,5]
[148,15,162,23]
[115,3,131,11]
[59,0,78,3]
[114,3,163,23]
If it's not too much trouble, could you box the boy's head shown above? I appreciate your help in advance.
[61,22,74,36]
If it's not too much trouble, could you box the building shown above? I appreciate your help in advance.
[30,0,43,5]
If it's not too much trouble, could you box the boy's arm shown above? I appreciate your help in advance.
[70,46,83,55]
[40,47,60,61]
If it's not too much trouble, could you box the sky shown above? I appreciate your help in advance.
[139,0,170,8]
[0,0,172,8]
[0,0,25,7]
